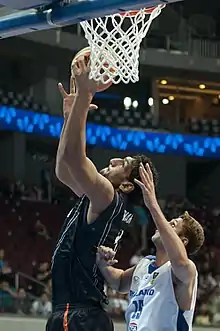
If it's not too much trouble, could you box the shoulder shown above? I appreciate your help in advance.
[183,259,197,275]
[86,191,126,226]
[62,196,86,225]
[172,259,197,285]
[101,191,126,219]
[87,190,123,211]
[134,255,155,270]
[67,195,86,216]
[188,259,198,277]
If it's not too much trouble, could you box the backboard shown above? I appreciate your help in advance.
[0,0,182,39]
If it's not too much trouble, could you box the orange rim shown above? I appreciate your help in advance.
[119,4,165,17]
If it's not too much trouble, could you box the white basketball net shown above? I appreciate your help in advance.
[80,5,165,85]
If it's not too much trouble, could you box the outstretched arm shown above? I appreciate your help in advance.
[56,111,82,197]
[56,57,114,212]
[135,164,196,283]
[56,77,90,197]
[96,246,135,293]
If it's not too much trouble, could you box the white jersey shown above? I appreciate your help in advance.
[125,256,198,331]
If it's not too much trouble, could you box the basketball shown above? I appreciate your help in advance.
[71,47,113,92]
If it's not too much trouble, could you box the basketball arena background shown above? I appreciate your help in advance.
[0,0,220,330]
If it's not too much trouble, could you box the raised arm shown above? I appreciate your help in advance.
[96,246,135,293]
[135,164,196,284]
[56,57,114,212]
[55,77,87,197]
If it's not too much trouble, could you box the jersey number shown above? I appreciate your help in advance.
[131,299,143,319]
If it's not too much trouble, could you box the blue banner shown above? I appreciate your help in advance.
[0,105,220,158]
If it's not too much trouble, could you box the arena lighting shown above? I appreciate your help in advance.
[162,98,169,105]
[199,84,206,90]
[160,80,168,85]
[123,97,132,109]
[148,97,154,106]
[132,100,139,109]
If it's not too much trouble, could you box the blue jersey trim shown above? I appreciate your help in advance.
[148,263,159,274]
[177,309,189,331]
[144,255,158,274]
[144,255,156,261]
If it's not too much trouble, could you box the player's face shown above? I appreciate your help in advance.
[152,217,184,245]
[100,157,134,188]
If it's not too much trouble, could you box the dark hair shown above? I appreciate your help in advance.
[180,211,205,255]
[127,155,158,204]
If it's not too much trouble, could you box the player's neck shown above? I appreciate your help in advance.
[155,249,169,267]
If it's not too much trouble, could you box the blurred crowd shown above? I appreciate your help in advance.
[0,171,75,206]
[0,256,52,317]
[0,179,220,326]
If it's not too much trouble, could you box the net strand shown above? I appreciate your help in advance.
[80,5,164,85]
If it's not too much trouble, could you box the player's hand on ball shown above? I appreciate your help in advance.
[71,55,98,95]
[96,246,118,268]
[58,76,97,119]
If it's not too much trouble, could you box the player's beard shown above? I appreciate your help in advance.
[100,167,109,177]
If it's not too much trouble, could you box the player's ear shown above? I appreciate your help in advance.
[119,181,134,194]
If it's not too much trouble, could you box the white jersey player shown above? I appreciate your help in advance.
[96,163,204,331]
[125,255,198,331]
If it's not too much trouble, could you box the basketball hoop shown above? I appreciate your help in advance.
[80,4,165,85]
